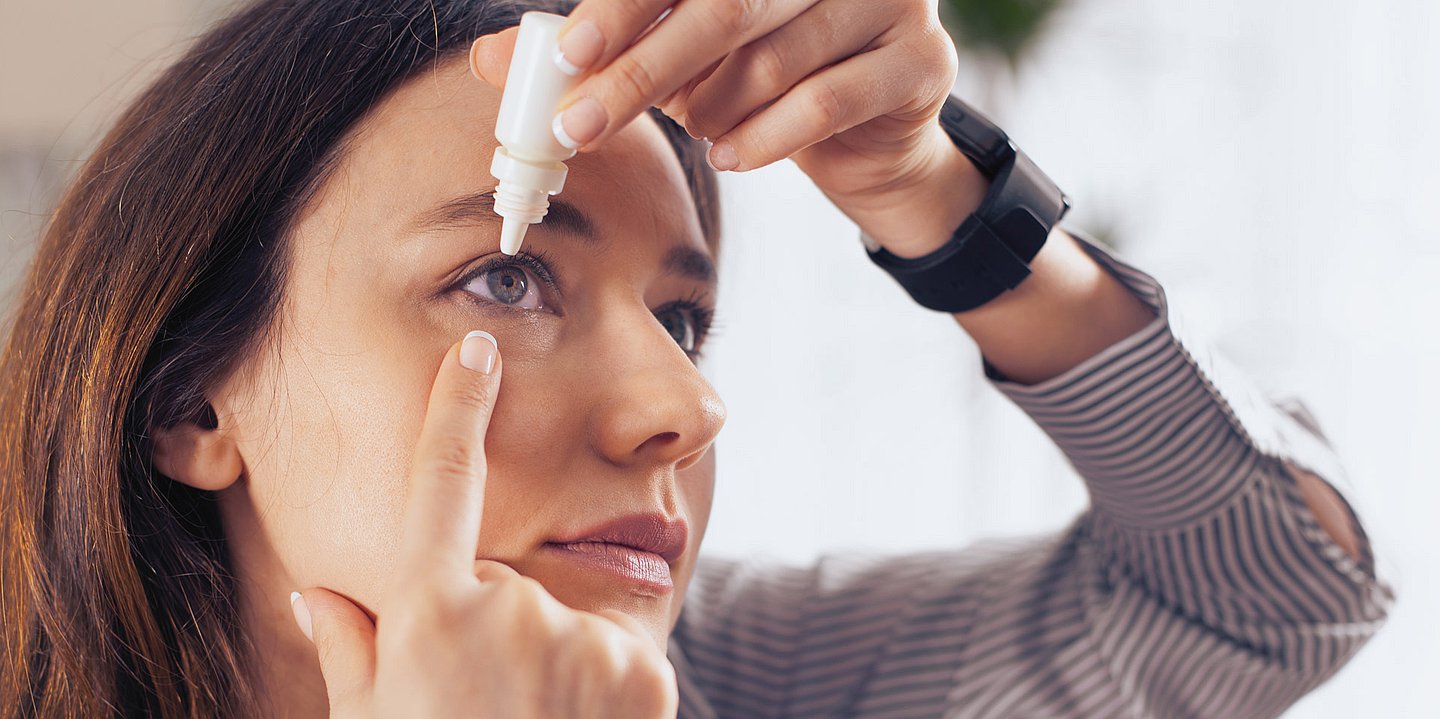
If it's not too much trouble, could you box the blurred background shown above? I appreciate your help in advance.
[2,0,1435,715]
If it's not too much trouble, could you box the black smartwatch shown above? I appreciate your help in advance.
[863,96,1071,313]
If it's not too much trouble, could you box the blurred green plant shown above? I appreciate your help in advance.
[939,0,1070,73]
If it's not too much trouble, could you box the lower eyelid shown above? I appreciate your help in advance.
[454,287,553,317]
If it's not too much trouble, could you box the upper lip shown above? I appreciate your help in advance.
[548,513,689,564]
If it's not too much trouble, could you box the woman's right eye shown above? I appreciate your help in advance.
[461,262,547,311]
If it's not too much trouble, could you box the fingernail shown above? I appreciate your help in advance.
[461,330,498,374]
[555,20,603,76]
[289,591,313,642]
[681,119,704,141]
[553,97,607,149]
[709,141,738,171]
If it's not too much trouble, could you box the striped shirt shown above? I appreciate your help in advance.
[667,233,1394,718]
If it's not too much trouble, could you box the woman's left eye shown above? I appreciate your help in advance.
[654,297,715,358]
[657,307,696,351]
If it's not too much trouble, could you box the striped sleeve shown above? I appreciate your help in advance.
[668,232,1394,719]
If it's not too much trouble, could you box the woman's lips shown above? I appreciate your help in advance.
[540,541,674,593]
[541,513,687,593]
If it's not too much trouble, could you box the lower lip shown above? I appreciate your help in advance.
[542,542,674,593]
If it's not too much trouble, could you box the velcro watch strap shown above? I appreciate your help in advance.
[864,96,1070,313]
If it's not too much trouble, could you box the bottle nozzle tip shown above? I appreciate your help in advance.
[499,218,529,255]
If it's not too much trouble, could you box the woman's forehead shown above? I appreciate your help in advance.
[330,58,704,247]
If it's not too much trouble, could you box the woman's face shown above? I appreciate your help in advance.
[208,58,725,651]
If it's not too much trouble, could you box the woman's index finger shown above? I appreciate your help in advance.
[396,331,503,579]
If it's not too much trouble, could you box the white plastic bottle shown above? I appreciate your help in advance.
[491,11,579,255]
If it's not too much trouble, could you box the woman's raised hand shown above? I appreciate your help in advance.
[291,331,679,718]
[470,0,982,259]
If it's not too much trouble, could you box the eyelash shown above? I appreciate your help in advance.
[464,247,563,295]
[454,250,721,361]
[658,287,720,361]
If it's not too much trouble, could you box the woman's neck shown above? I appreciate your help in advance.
[223,491,332,717]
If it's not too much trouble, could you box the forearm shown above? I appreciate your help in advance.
[974,245,1386,639]
[845,139,1359,562]
[958,231,1362,562]
[952,228,1158,386]
[839,129,1158,387]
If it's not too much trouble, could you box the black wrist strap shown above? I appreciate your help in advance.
[865,96,1070,313]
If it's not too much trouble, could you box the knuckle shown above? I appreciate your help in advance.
[443,378,497,415]
[918,23,959,80]
[485,573,548,619]
[423,437,484,484]
[807,81,844,132]
[890,0,931,20]
[481,574,523,611]
[548,616,604,675]
[472,558,519,583]
[645,659,681,715]
[609,55,662,103]
[557,614,675,715]
[620,650,679,717]
[580,0,652,48]
[744,36,788,90]
[632,650,675,688]
[550,620,597,671]
[936,44,960,83]
[508,573,550,604]
[715,0,767,35]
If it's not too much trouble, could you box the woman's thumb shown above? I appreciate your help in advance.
[469,27,519,90]
[292,588,377,711]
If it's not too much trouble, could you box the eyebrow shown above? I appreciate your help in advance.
[414,190,716,284]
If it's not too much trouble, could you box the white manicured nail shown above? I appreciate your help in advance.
[553,113,582,150]
[461,330,499,374]
[553,47,582,76]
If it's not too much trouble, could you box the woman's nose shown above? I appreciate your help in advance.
[584,313,726,470]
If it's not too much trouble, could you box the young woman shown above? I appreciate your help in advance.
[0,0,1391,716]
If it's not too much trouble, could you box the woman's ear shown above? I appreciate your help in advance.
[150,414,244,491]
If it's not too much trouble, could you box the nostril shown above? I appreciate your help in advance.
[676,441,717,472]
[638,430,682,457]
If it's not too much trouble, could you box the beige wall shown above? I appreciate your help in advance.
[0,0,233,309]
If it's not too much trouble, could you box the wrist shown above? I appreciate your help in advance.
[833,125,989,259]
[954,230,1159,385]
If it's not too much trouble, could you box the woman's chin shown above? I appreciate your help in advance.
[515,558,678,647]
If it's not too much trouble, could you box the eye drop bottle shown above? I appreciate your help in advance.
[491,11,579,255]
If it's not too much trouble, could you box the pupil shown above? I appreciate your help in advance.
[486,268,526,304]
[661,311,692,349]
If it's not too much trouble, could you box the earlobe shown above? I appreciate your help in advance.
[151,419,244,491]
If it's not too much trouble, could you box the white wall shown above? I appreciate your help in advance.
[703,1,1439,716]
[3,1,1435,716]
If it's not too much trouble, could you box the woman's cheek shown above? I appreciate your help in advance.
[679,449,717,544]
[264,331,428,611]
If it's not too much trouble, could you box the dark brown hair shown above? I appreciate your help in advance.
[0,0,718,715]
